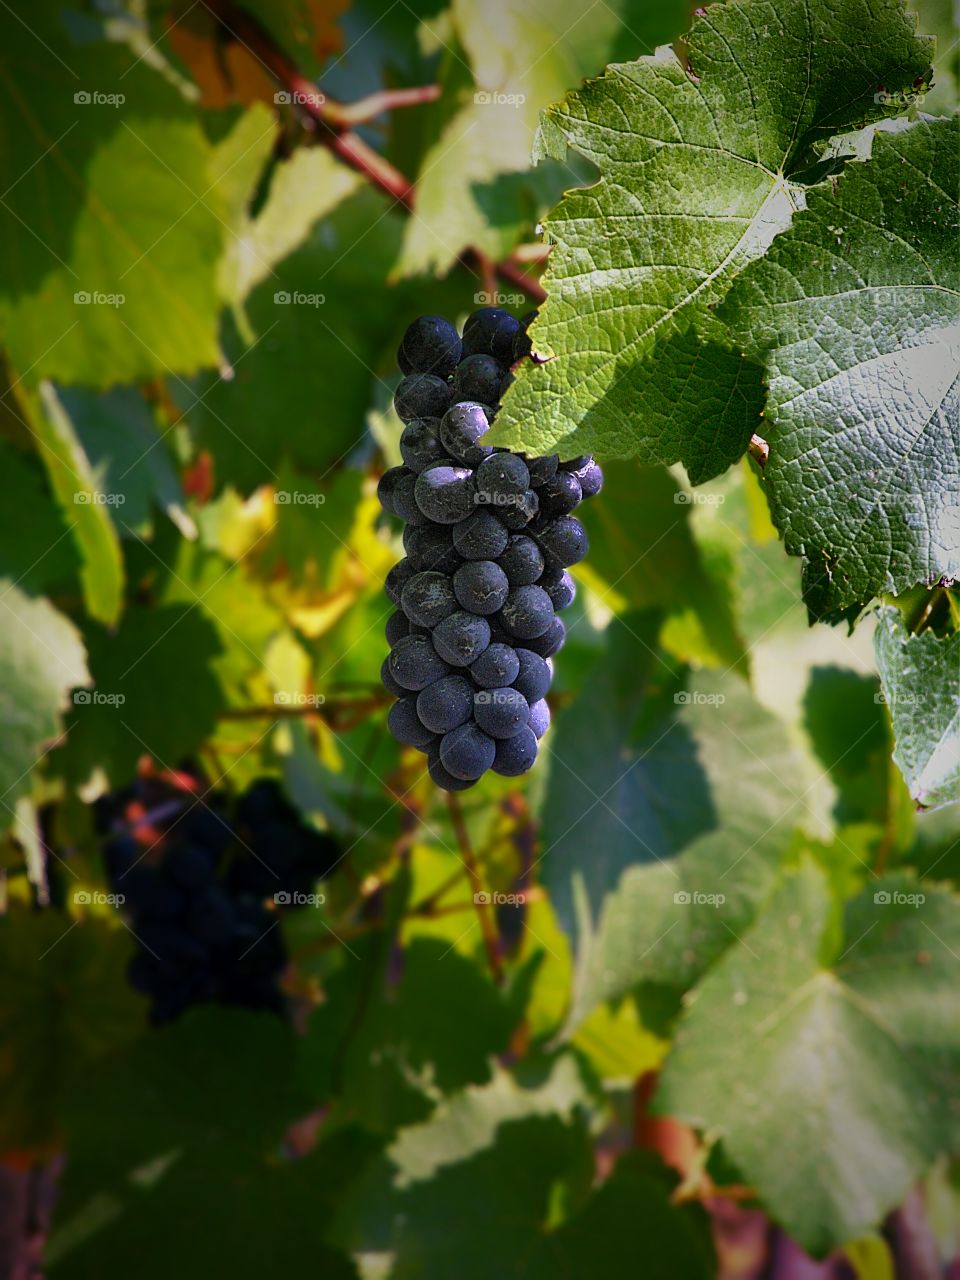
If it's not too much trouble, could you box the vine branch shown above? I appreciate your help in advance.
[200,0,547,303]
[446,792,504,985]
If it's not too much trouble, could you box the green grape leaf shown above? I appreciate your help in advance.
[579,462,748,670]
[542,614,812,1030]
[397,0,689,277]
[723,118,959,614]
[490,0,934,474]
[399,0,691,279]
[875,606,960,810]
[0,911,140,1151]
[15,383,124,625]
[0,441,80,595]
[0,11,224,386]
[214,112,362,311]
[0,582,88,825]
[60,386,194,540]
[656,863,960,1254]
[57,604,225,787]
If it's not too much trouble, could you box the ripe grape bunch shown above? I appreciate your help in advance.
[378,307,602,791]
[96,770,340,1025]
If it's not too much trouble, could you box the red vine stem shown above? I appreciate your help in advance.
[200,0,548,302]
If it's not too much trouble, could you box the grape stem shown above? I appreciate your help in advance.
[200,0,548,303]
[446,792,505,984]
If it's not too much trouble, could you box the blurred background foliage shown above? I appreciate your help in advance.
[0,1,957,1277]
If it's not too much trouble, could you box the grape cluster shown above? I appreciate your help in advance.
[96,770,340,1024]
[378,308,602,790]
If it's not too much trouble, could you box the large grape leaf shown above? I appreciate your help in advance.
[489,0,934,474]
[657,863,960,1254]
[14,383,124,625]
[875,606,960,810]
[397,0,688,276]
[0,582,88,826]
[0,441,80,595]
[0,10,224,386]
[723,118,959,614]
[540,614,814,1029]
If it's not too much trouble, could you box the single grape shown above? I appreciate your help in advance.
[403,523,461,574]
[474,687,530,739]
[535,515,589,570]
[388,696,438,749]
[439,401,493,468]
[377,465,408,514]
[397,315,462,378]
[512,648,551,704]
[399,418,445,473]
[453,559,509,616]
[427,747,477,791]
[417,674,475,733]
[453,510,509,560]
[401,570,458,628]
[385,610,409,646]
[492,725,538,777]
[474,452,530,505]
[395,373,452,423]
[452,354,504,406]
[524,616,565,658]
[384,557,416,606]
[432,610,491,666]
[383,652,412,697]
[499,490,539,531]
[537,470,582,516]
[461,307,520,365]
[498,534,544,586]
[439,721,496,780]
[500,584,554,640]
[470,642,520,689]
[414,465,476,524]
[526,453,559,486]
[392,469,428,525]
[528,698,551,739]
[388,633,451,690]
[540,567,576,611]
